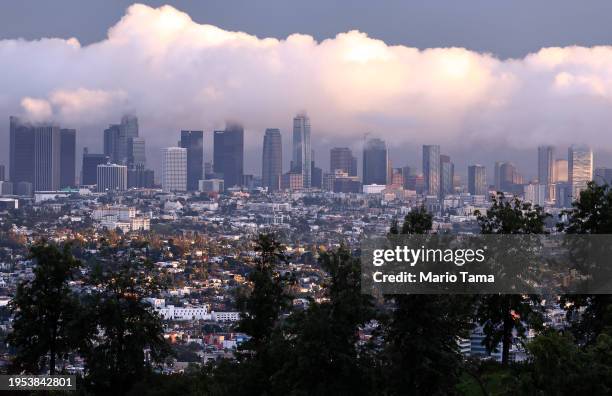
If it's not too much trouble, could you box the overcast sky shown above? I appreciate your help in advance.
[3,1,612,181]
[4,0,612,59]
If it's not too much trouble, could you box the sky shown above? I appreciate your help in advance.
[3,1,612,181]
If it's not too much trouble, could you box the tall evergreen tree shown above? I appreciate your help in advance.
[79,259,170,395]
[476,193,548,365]
[276,246,376,395]
[216,233,292,395]
[381,207,475,394]
[560,181,612,344]
[7,242,80,374]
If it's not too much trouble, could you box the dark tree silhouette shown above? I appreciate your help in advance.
[7,242,81,374]
[476,193,548,365]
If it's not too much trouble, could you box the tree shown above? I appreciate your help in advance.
[381,207,475,394]
[560,181,612,344]
[237,233,291,352]
[79,259,170,395]
[276,246,376,395]
[516,331,612,394]
[7,242,81,375]
[476,193,548,365]
[214,233,292,395]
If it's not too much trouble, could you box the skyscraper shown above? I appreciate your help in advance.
[468,165,487,196]
[594,167,612,186]
[330,147,357,176]
[104,115,140,165]
[537,145,554,200]
[553,159,568,183]
[262,128,282,191]
[128,137,146,168]
[104,124,121,164]
[180,130,204,191]
[311,154,323,189]
[363,138,388,185]
[0,165,5,181]
[60,128,76,188]
[34,125,61,191]
[494,161,521,193]
[9,116,35,185]
[440,154,454,197]
[568,145,593,200]
[161,147,187,192]
[292,114,312,188]
[422,145,440,196]
[214,124,244,189]
[96,163,127,192]
[82,149,109,186]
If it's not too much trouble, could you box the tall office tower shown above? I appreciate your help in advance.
[292,114,312,188]
[119,115,139,164]
[439,154,454,197]
[213,124,244,188]
[401,166,412,188]
[553,159,569,183]
[0,165,5,181]
[128,137,146,168]
[468,165,487,196]
[594,167,612,185]
[422,145,440,196]
[262,128,282,191]
[9,116,35,185]
[568,145,593,200]
[555,182,572,208]
[60,129,76,188]
[537,145,555,200]
[96,163,127,192]
[104,115,139,165]
[363,138,388,185]
[104,124,120,163]
[180,130,204,191]
[34,125,61,191]
[311,158,323,189]
[494,161,519,192]
[162,147,187,192]
[330,147,357,176]
[82,148,109,185]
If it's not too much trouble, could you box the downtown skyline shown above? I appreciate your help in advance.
[4,4,612,178]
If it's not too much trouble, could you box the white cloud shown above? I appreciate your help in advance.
[3,3,612,172]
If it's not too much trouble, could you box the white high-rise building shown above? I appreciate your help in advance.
[292,114,311,188]
[96,164,127,192]
[524,183,546,207]
[568,145,593,200]
[161,147,187,192]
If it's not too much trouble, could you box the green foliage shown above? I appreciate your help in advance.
[560,182,612,344]
[382,207,475,395]
[78,260,171,395]
[7,242,81,374]
[275,246,376,395]
[476,193,547,365]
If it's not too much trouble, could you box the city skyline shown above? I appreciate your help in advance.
[4,4,612,179]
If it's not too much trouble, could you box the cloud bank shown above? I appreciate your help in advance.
[2,3,612,174]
